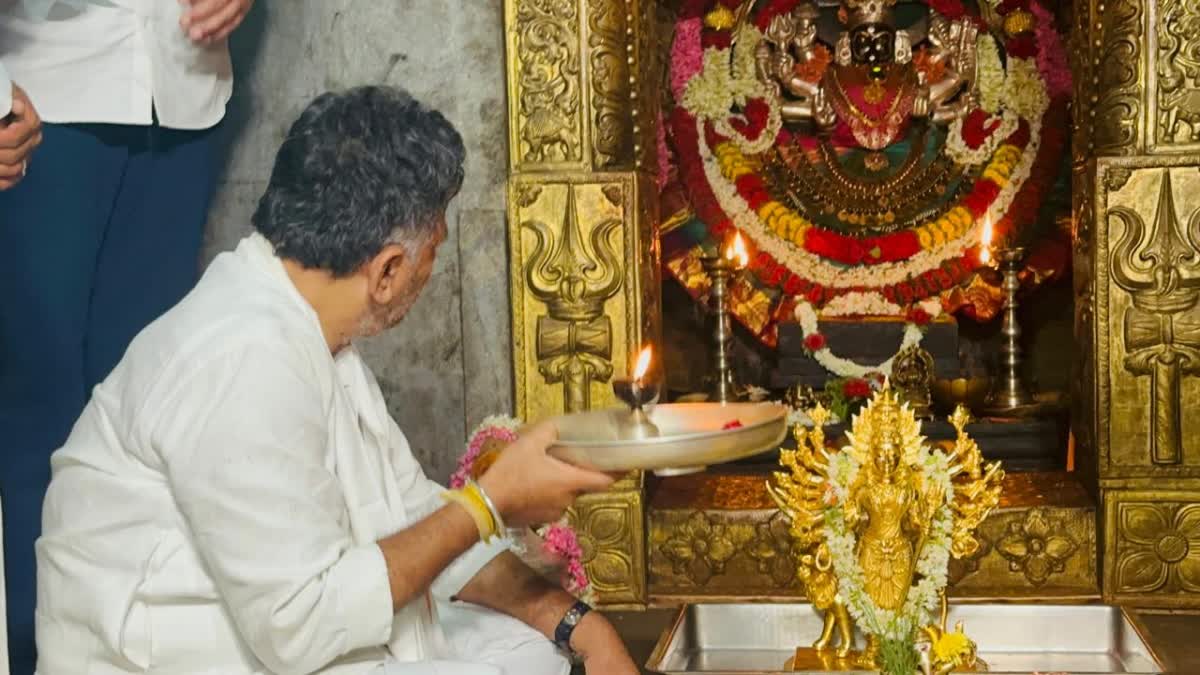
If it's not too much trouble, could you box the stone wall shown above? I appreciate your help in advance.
[203,1,511,481]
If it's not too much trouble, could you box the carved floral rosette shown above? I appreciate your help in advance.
[662,0,1073,345]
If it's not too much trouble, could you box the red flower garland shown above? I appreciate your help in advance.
[665,0,1068,333]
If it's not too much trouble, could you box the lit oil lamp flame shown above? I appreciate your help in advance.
[633,345,653,382]
[979,215,994,265]
[725,232,749,269]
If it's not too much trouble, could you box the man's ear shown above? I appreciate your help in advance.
[364,243,408,304]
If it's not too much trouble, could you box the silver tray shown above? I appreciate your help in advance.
[548,402,787,475]
[645,603,1165,674]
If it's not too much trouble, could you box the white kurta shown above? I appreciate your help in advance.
[35,235,562,675]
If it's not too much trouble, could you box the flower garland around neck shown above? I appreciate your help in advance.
[451,415,593,603]
[823,445,955,643]
[794,297,942,379]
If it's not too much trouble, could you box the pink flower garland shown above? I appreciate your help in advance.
[451,420,592,600]
[542,523,590,594]
[670,17,703,100]
[449,425,518,489]
[1031,1,1072,99]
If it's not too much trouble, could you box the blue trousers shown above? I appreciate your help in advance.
[0,122,219,674]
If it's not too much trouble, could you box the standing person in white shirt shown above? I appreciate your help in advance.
[36,85,641,675]
[0,1,251,672]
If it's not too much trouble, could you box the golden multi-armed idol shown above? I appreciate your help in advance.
[769,387,1004,673]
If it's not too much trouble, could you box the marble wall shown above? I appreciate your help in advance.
[204,1,512,481]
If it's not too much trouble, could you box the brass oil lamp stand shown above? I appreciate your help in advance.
[982,246,1037,416]
[701,252,740,404]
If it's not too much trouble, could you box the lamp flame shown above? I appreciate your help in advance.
[980,215,994,265]
[633,345,653,381]
[725,232,749,269]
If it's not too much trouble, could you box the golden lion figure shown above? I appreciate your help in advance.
[768,387,1004,667]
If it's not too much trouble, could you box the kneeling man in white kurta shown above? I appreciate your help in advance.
[35,86,640,675]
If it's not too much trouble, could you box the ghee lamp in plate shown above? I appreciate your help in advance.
[611,345,661,440]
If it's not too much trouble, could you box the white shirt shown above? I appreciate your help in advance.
[0,0,232,128]
[0,60,10,117]
[36,235,506,675]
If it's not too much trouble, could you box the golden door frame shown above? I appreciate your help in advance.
[503,0,1200,609]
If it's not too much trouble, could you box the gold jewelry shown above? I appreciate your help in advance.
[442,483,498,542]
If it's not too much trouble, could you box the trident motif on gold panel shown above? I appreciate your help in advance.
[523,185,624,412]
[1110,170,1200,465]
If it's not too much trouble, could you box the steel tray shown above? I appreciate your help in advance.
[645,603,1165,674]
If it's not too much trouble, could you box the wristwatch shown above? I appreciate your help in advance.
[552,600,592,656]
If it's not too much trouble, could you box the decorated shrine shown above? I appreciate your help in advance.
[500,0,1200,666]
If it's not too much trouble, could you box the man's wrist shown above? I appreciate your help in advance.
[567,608,616,660]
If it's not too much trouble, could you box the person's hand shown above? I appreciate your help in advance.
[573,612,639,675]
[180,0,253,45]
[476,421,615,527]
[0,83,42,191]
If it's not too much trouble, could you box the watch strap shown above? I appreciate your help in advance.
[552,600,592,655]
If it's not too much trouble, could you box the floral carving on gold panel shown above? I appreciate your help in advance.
[659,512,751,586]
[1115,502,1200,594]
[744,511,798,587]
[1156,0,1200,145]
[572,500,639,598]
[514,0,583,163]
[996,508,1080,587]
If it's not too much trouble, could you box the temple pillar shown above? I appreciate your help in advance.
[1073,0,1200,607]
[503,0,665,607]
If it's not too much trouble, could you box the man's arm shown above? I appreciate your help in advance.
[376,502,483,613]
[454,552,635,670]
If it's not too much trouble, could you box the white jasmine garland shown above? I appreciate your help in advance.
[794,301,926,379]
[684,28,782,156]
[976,35,1006,114]
[693,100,1042,297]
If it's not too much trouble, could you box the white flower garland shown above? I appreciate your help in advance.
[823,445,954,641]
[794,301,926,378]
[684,25,782,156]
[681,16,1049,309]
[976,35,1006,114]
[819,292,943,319]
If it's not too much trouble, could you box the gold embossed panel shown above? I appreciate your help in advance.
[1147,0,1200,152]
[1096,161,1200,477]
[648,473,1098,601]
[1104,490,1200,606]
[508,176,659,421]
[570,481,647,607]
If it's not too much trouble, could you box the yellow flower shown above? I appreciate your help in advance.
[704,5,736,31]
[917,225,934,249]
[932,631,973,664]
[949,206,972,229]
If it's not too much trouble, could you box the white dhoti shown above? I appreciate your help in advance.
[372,602,571,675]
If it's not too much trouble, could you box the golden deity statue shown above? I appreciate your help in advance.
[768,387,1004,671]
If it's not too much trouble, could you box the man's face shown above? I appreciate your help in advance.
[356,217,447,338]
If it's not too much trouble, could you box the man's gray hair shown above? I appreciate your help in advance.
[252,86,465,276]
